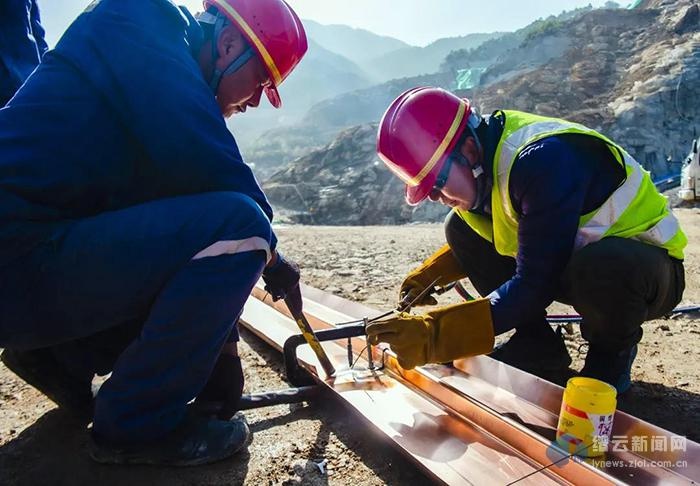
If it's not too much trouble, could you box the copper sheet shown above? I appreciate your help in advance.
[241,284,699,485]
[453,357,700,483]
[241,296,563,485]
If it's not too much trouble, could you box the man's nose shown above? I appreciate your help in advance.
[438,193,453,206]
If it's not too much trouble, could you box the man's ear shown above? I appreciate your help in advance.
[461,136,480,162]
[216,25,245,63]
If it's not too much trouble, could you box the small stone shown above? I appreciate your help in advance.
[677,381,690,387]
[657,324,670,332]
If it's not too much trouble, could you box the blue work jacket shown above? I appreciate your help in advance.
[0,0,274,267]
[0,0,47,104]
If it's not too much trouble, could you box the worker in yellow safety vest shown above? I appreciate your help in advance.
[367,87,686,393]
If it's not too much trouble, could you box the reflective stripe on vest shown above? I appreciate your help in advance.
[457,111,686,259]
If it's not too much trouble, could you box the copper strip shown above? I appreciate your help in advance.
[453,357,700,483]
[241,295,564,485]
[241,284,699,485]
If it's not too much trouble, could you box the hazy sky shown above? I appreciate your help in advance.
[42,0,613,48]
[283,0,612,46]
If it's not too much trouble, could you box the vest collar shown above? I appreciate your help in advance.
[481,110,506,178]
[470,111,505,213]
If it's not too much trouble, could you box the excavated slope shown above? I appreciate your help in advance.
[265,1,699,224]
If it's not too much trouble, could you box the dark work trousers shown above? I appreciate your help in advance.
[444,211,685,351]
[0,192,272,443]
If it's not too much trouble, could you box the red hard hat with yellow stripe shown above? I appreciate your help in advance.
[377,87,476,205]
[203,0,307,108]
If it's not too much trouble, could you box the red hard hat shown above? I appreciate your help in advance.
[204,0,308,108]
[377,87,474,205]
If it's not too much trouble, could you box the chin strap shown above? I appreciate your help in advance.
[472,166,489,209]
[208,45,254,93]
[459,106,487,209]
[465,107,484,177]
[196,9,255,94]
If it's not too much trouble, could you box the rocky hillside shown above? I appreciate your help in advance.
[440,5,598,82]
[472,0,699,177]
[228,38,373,149]
[235,24,498,157]
[262,124,449,224]
[365,33,503,83]
[301,21,502,84]
[242,71,453,178]
[242,5,611,177]
[261,1,699,224]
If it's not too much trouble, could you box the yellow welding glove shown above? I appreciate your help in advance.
[399,244,468,307]
[366,298,494,370]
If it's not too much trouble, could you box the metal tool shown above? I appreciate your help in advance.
[327,278,462,369]
[243,284,700,486]
[221,279,467,412]
[366,276,448,324]
[363,316,373,369]
[200,324,365,417]
[284,293,336,378]
[283,323,367,384]
[195,386,322,417]
[331,277,454,370]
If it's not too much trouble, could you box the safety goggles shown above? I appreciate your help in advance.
[429,143,471,200]
[429,155,454,200]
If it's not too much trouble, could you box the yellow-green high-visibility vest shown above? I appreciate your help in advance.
[456,110,686,260]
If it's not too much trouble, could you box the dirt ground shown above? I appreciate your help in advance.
[0,208,697,485]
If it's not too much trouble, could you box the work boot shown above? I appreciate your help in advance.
[579,344,637,394]
[89,412,250,466]
[1,348,94,421]
[488,326,572,384]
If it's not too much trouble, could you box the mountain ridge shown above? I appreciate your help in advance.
[261,1,699,224]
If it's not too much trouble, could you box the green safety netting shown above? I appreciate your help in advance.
[455,67,487,90]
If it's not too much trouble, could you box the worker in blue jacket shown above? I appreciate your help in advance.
[369,87,686,393]
[0,0,48,105]
[0,0,308,466]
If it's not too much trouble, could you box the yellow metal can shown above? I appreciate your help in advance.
[556,377,617,457]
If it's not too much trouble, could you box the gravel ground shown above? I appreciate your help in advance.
[0,208,697,485]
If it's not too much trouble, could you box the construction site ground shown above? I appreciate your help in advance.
[0,207,697,485]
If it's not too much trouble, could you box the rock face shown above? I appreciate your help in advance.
[473,1,699,178]
[243,71,453,179]
[263,124,449,225]
[264,0,699,224]
[364,33,503,83]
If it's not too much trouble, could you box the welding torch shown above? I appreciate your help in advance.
[366,277,458,324]
[333,278,460,370]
